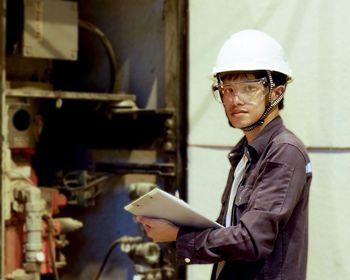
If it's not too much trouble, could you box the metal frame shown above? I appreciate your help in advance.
[0,0,6,277]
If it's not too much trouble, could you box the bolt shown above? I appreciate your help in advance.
[164,141,175,151]
[165,118,175,128]
[36,251,45,262]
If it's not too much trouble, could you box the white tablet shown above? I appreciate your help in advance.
[124,188,223,229]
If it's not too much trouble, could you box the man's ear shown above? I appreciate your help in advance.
[272,85,285,102]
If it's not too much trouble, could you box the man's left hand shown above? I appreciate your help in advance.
[136,216,179,242]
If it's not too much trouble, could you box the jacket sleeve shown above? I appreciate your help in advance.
[176,143,308,265]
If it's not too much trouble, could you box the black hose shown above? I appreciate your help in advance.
[78,19,118,93]
[94,236,142,280]
[94,238,124,280]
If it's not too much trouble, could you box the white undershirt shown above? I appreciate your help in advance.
[225,154,248,227]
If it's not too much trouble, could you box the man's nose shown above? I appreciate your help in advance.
[223,90,244,105]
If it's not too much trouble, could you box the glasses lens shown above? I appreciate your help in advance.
[220,78,267,102]
[212,86,223,103]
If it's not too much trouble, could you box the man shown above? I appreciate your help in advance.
[137,30,312,280]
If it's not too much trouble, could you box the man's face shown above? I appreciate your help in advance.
[221,73,268,129]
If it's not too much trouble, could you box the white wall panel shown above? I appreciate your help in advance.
[307,151,350,279]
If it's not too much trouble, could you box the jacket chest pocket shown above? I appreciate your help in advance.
[234,185,253,218]
[234,168,258,207]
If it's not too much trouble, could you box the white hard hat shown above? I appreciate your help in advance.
[212,30,292,79]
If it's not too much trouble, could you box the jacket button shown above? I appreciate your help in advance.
[185,258,191,263]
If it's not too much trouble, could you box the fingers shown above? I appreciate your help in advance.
[136,216,160,227]
[143,225,152,236]
[136,215,147,223]
[136,216,152,237]
[136,216,151,230]
[135,216,178,242]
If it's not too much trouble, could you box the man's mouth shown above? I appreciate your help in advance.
[230,110,247,116]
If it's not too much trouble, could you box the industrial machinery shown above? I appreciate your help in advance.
[0,0,187,279]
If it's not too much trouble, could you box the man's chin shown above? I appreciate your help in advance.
[229,120,247,129]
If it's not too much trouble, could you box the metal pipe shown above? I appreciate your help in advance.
[20,186,45,280]
[24,187,45,262]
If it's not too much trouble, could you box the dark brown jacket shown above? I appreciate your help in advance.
[176,116,312,280]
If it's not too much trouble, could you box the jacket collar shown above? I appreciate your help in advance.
[247,115,284,157]
[228,116,284,164]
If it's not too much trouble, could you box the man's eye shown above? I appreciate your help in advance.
[244,85,259,92]
[223,87,234,94]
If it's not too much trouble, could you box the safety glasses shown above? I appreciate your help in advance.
[213,77,269,104]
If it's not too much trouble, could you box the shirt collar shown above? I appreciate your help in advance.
[228,137,246,165]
